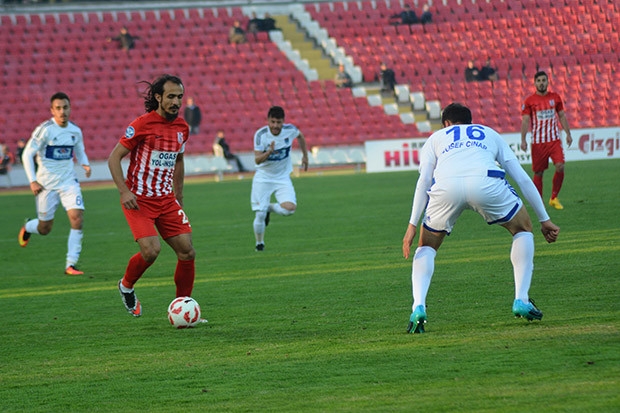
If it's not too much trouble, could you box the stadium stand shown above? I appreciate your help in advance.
[304,0,618,133]
[1,3,424,159]
[0,0,618,161]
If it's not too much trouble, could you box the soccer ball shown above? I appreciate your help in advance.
[167,296,201,328]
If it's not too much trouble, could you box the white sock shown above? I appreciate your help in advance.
[119,281,133,293]
[25,219,40,234]
[268,203,294,216]
[511,232,534,302]
[66,229,83,268]
[253,211,266,244]
[411,246,436,310]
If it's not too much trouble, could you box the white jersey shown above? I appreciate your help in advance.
[422,124,516,182]
[253,123,300,181]
[22,118,89,190]
[410,123,549,227]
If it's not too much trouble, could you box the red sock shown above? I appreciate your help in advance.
[551,171,564,199]
[174,259,195,297]
[122,253,153,289]
[533,174,543,197]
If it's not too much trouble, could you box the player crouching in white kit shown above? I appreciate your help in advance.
[251,106,309,251]
[402,103,560,333]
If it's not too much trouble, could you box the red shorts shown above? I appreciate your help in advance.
[531,140,565,173]
[122,195,192,241]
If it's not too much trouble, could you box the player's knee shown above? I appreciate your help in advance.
[69,217,84,229]
[280,202,296,216]
[177,246,196,261]
[38,222,53,235]
[255,210,267,221]
[281,207,295,216]
[141,245,161,263]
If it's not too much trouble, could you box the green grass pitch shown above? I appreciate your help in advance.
[0,159,618,412]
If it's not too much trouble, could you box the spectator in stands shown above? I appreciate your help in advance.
[0,142,14,186]
[247,12,261,34]
[229,20,247,44]
[15,138,26,164]
[184,97,202,135]
[107,27,139,51]
[377,62,397,94]
[420,4,433,24]
[260,13,279,31]
[479,58,499,81]
[390,4,418,25]
[0,142,14,171]
[334,64,353,88]
[465,60,480,82]
[214,130,247,172]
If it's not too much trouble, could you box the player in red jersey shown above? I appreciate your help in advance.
[520,71,573,210]
[108,74,196,318]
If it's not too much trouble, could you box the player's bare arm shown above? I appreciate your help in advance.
[173,152,185,206]
[108,143,138,210]
[297,132,309,171]
[540,220,560,243]
[29,181,44,196]
[520,115,531,151]
[82,164,92,178]
[558,110,572,147]
[254,141,275,165]
[402,223,417,259]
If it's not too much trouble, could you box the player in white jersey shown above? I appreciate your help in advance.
[251,106,308,251]
[402,103,560,333]
[18,92,92,275]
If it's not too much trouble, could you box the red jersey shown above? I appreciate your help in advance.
[521,92,565,144]
[119,111,189,197]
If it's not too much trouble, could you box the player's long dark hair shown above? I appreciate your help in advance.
[140,74,184,113]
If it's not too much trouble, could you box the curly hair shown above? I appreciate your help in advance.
[140,74,184,113]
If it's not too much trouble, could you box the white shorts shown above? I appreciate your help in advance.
[423,176,522,234]
[251,177,296,212]
[36,180,85,221]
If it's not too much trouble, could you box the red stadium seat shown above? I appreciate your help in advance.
[0,0,616,158]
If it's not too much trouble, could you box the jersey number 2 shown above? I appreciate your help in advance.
[178,209,189,224]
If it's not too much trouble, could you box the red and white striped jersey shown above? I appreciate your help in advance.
[119,111,189,197]
[521,92,565,144]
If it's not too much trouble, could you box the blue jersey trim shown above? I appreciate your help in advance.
[487,170,506,179]
[488,202,520,225]
[45,145,74,160]
[422,223,450,235]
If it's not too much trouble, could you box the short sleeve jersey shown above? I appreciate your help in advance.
[253,123,300,180]
[420,124,518,183]
[521,92,565,144]
[26,118,89,189]
[119,111,189,197]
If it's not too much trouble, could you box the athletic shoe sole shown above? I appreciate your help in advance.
[18,226,31,247]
